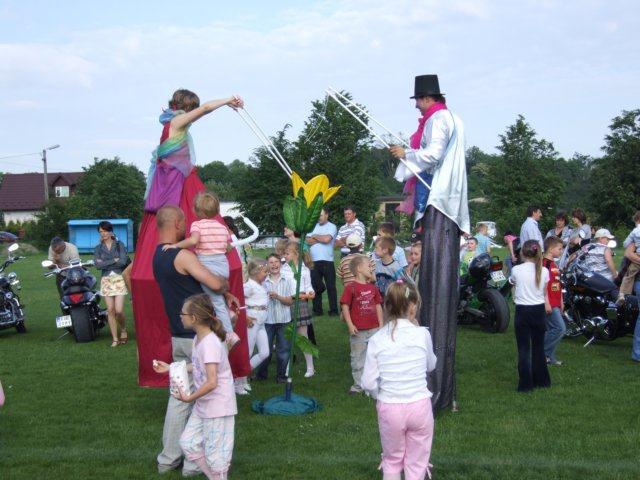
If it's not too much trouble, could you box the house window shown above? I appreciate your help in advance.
[55,186,70,198]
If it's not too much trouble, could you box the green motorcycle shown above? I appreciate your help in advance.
[457,253,511,333]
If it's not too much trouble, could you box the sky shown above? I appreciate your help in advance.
[0,0,638,175]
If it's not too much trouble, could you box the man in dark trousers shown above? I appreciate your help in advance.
[390,74,470,412]
[152,205,232,476]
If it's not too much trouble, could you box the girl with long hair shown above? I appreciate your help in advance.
[509,240,552,392]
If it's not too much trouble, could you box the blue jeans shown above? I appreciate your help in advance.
[197,254,232,333]
[257,322,291,381]
[632,280,640,361]
[544,307,566,362]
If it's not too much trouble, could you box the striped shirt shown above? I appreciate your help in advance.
[191,218,230,255]
[264,274,295,324]
[338,254,376,286]
[337,220,366,245]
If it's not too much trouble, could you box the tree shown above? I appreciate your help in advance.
[484,116,565,234]
[67,157,146,226]
[292,93,381,227]
[235,127,300,234]
[198,161,229,185]
[556,153,593,211]
[588,110,640,230]
[466,146,499,224]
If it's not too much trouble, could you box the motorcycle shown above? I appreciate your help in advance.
[42,258,107,343]
[0,243,27,334]
[562,243,638,346]
[458,253,511,333]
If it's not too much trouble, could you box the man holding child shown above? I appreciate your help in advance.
[152,205,234,476]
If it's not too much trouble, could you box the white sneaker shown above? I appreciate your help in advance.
[243,383,252,392]
[235,385,249,395]
[304,369,315,378]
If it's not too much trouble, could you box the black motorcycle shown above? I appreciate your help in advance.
[458,253,511,333]
[562,245,638,345]
[42,259,107,343]
[0,243,26,334]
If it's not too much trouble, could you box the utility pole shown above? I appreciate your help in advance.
[42,149,48,203]
[41,144,60,205]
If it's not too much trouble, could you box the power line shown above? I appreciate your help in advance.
[0,152,40,161]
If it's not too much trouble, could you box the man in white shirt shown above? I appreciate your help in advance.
[335,206,366,256]
[520,206,544,250]
[390,74,469,412]
[306,209,339,316]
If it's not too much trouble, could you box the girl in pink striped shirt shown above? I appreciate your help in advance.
[164,192,239,348]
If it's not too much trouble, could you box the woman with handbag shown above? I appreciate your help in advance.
[94,221,131,347]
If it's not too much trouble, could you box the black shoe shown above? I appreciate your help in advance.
[328,310,339,316]
[313,310,324,316]
[276,377,287,384]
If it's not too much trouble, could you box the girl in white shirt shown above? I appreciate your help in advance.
[236,258,270,395]
[509,239,551,392]
[282,241,316,377]
[361,281,437,480]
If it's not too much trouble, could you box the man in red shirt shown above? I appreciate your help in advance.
[340,255,383,394]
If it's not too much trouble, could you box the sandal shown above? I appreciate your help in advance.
[119,331,128,345]
[110,340,119,347]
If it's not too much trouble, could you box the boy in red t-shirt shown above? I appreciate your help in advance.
[543,236,566,366]
[340,255,383,394]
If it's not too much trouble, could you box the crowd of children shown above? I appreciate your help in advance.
[146,201,640,479]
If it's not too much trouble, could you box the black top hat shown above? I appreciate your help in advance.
[410,74,443,99]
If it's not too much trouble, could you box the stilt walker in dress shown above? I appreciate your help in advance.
[390,75,470,412]
[131,91,251,388]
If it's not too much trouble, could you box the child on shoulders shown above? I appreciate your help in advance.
[340,255,383,395]
[361,281,437,480]
[163,192,239,349]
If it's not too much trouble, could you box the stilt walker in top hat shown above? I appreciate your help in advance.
[390,75,470,412]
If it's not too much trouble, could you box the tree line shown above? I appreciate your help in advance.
[5,100,638,248]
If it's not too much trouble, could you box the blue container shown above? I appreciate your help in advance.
[68,219,134,253]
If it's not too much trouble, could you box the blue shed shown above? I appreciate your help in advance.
[68,219,135,253]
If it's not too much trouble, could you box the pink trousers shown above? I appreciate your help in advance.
[376,398,434,480]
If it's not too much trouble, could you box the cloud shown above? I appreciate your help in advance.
[0,44,97,88]
[4,99,40,109]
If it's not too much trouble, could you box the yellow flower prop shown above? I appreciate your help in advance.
[291,172,340,207]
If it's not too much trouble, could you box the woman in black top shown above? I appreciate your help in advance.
[94,221,130,347]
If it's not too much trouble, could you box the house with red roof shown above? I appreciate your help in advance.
[0,172,83,223]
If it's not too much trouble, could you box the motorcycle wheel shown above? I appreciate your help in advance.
[70,307,95,343]
[479,288,510,333]
[16,322,26,334]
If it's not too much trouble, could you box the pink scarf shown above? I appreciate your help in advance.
[396,103,448,215]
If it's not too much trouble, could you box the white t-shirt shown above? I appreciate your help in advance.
[243,278,269,325]
[509,262,550,305]
[360,319,437,403]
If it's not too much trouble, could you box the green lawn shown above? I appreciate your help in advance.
[1,251,639,479]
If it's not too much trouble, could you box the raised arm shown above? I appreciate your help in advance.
[171,96,244,131]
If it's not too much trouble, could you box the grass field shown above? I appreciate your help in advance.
[1,250,639,479]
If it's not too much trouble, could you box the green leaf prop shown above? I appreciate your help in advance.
[283,196,307,233]
[285,322,319,358]
[304,194,324,232]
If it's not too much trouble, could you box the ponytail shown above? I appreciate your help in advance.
[521,240,543,287]
[183,293,227,342]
